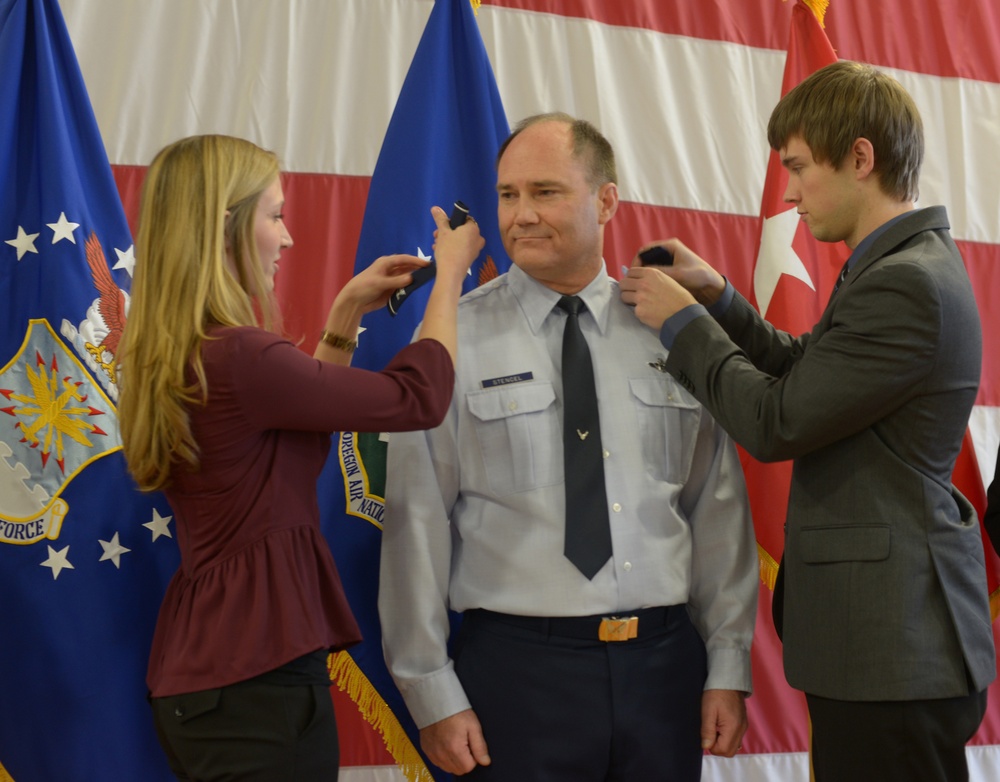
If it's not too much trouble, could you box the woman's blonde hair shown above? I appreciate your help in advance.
[118,134,281,491]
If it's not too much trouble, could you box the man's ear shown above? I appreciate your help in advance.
[597,182,619,225]
[852,137,876,180]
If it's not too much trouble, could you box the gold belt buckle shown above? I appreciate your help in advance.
[598,616,638,642]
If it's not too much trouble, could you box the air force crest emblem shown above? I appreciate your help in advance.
[0,319,122,545]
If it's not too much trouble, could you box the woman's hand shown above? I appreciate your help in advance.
[430,205,484,285]
[340,253,431,315]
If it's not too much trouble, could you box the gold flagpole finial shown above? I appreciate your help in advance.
[800,0,830,28]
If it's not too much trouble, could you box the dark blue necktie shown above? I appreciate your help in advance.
[557,296,612,579]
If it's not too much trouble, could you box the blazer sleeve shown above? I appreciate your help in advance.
[666,259,941,462]
[716,288,812,379]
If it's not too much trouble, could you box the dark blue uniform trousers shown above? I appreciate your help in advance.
[454,605,708,782]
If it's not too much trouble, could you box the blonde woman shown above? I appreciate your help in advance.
[118,134,482,780]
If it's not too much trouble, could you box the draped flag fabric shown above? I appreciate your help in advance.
[315,1,510,778]
[0,0,177,780]
[21,0,1000,779]
[742,0,842,581]
[737,0,842,755]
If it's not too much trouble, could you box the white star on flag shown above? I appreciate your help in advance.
[752,206,815,318]
[47,212,80,244]
[41,545,74,580]
[113,245,136,277]
[98,532,132,568]
[143,508,173,541]
[5,226,40,260]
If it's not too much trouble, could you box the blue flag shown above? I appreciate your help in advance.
[0,1,177,778]
[318,0,509,778]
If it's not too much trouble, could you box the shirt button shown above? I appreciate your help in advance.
[508,401,517,411]
[623,561,632,571]
[612,503,621,512]
[174,706,184,718]
[603,449,610,459]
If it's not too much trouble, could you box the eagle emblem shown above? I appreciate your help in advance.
[82,232,127,384]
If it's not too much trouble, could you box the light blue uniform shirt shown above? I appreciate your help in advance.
[379,263,757,728]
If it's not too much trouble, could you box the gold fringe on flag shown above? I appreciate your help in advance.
[991,587,1000,621]
[0,760,13,782]
[469,0,481,15]
[758,542,780,591]
[329,651,436,782]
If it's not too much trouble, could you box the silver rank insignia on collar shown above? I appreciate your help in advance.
[648,357,669,373]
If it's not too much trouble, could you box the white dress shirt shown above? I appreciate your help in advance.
[379,264,757,728]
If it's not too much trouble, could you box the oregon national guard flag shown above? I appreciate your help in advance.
[0,0,177,779]
[317,1,509,779]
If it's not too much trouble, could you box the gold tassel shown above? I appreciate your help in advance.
[469,0,481,16]
[991,587,1000,622]
[329,651,436,782]
[758,542,780,591]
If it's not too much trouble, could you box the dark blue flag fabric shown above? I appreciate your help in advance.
[0,1,177,779]
[318,0,509,778]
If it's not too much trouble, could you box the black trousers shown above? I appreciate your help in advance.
[454,605,708,782]
[807,687,988,782]
[150,680,339,781]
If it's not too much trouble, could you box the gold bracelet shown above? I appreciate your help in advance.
[320,330,357,353]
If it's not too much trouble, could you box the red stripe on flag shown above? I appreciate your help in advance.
[487,0,1000,84]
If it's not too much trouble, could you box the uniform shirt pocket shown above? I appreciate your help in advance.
[467,382,560,495]
[628,376,701,484]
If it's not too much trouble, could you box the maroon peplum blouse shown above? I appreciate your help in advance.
[146,326,453,697]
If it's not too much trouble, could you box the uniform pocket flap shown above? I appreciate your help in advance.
[467,382,556,422]
[628,376,698,409]
[800,525,891,564]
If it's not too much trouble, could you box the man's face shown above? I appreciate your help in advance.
[496,121,616,294]
[781,135,862,247]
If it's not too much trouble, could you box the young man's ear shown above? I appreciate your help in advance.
[851,137,876,179]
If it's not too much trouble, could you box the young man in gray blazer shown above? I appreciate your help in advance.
[621,60,995,781]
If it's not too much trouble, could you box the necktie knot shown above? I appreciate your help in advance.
[557,295,585,317]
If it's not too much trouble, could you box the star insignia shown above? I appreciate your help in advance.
[143,508,173,541]
[5,226,40,261]
[41,544,74,580]
[753,206,815,317]
[113,245,136,277]
[47,212,80,244]
[98,532,132,569]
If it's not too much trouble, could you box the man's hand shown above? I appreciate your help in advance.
[700,689,748,757]
[420,709,492,775]
[620,265,696,331]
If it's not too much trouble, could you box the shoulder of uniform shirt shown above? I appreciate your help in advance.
[458,271,511,307]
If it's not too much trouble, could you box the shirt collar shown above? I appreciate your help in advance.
[846,209,915,271]
[507,263,614,335]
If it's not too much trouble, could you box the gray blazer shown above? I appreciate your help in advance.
[666,206,995,700]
